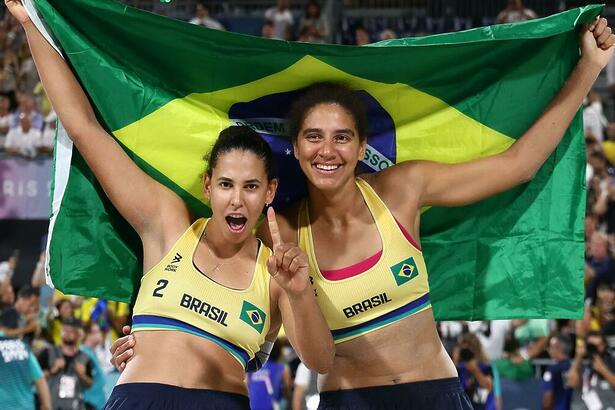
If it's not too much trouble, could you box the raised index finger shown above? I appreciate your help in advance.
[267,207,282,248]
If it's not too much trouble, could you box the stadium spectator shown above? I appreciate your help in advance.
[583,282,615,336]
[603,123,615,166]
[48,299,75,346]
[584,90,607,142]
[0,286,39,341]
[18,44,38,94]
[80,321,106,410]
[542,333,574,410]
[38,318,94,410]
[493,333,534,382]
[513,319,550,359]
[0,280,15,311]
[593,177,615,234]
[292,362,318,410]
[496,0,537,24]
[354,25,371,45]
[4,111,40,157]
[11,93,43,130]
[261,20,274,39]
[0,250,18,284]
[189,1,224,31]
[247,342,291,410]
[31,251,54,312]
[0,332,52,410]
[468,320,513,361]
[379,28,396,41]
[586,231,615,301]
[5,13,25,52]
[265,0,294,40]
[0,50,19,95]
[0,94,12,147]
[38,110,55,155]
[569,329,615,405]
[454,333,498,410]
[297,0,328,43]
[105,300,130,344]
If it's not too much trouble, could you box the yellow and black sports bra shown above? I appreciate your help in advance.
[298,178,431,344]
[131,218,271,368]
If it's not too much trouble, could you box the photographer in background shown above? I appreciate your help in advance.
[568,327,615,408]
[454,333,499,410]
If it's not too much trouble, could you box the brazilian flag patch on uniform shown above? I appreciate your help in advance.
[390,257,419,286]
[240,301,267,334]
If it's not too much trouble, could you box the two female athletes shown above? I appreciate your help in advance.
[5,0,335,408]
[15,0,615,407]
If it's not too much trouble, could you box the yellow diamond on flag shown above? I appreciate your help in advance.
[112,56,515,205]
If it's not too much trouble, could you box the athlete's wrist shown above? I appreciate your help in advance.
[285,284,314,301]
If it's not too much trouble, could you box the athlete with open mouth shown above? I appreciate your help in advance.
[5,1,335,408]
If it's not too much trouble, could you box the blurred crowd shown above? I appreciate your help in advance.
[0,9,54,160]
[1,250,130,410]
[3,1,615,410]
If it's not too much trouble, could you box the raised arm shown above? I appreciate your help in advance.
[376,19,615,209]
[6,0,188,239]
[266,208,334,374]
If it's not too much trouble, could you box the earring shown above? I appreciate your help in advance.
[265,202,270,208]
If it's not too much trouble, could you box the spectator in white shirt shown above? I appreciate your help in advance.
[292,362,319,410]
[265,0,294,40]
[189,2,224,31]
[11,94,43,131]
[584,90,607,142]
[38,110,55,155]
[0,252,18,286]
[0,95,12,149]
[5,112,41,158]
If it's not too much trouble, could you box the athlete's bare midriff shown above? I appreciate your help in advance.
[117,330,248,395]
[318,308,458,391]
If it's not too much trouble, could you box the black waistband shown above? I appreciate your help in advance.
[107,382,250,410]
[318,377,470,410]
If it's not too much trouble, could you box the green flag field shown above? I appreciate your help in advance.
[35,0,596,319]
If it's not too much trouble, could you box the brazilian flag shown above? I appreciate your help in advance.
[37,0,594,320]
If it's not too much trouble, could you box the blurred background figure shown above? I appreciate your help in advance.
[247,342,291,410]
[37,110,55,155]
[0,332,51,410]
[265,0,294,40]
[38,318,93,410]
[542,333,574,410]
[261,20,275,39]
[297,0,328,43]
[189,1,224,31]
[496,0,537,24]
[292,362,319,410]
[0,286,39,343]
[379,28,396,41]
[80,321,106,410]
[454,333,498,410]
[354,25,370,45]
[4,111,40,157]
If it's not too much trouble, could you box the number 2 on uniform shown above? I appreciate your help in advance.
[152,279,169,298]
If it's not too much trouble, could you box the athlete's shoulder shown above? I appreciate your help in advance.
[362,161,426,200]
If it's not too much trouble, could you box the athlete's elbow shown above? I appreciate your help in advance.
[307,357,333,375]
[62,119,101,146]
[307,343,335,374]
[515,164,538,186]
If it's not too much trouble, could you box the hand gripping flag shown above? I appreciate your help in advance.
[34,0,596,320]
